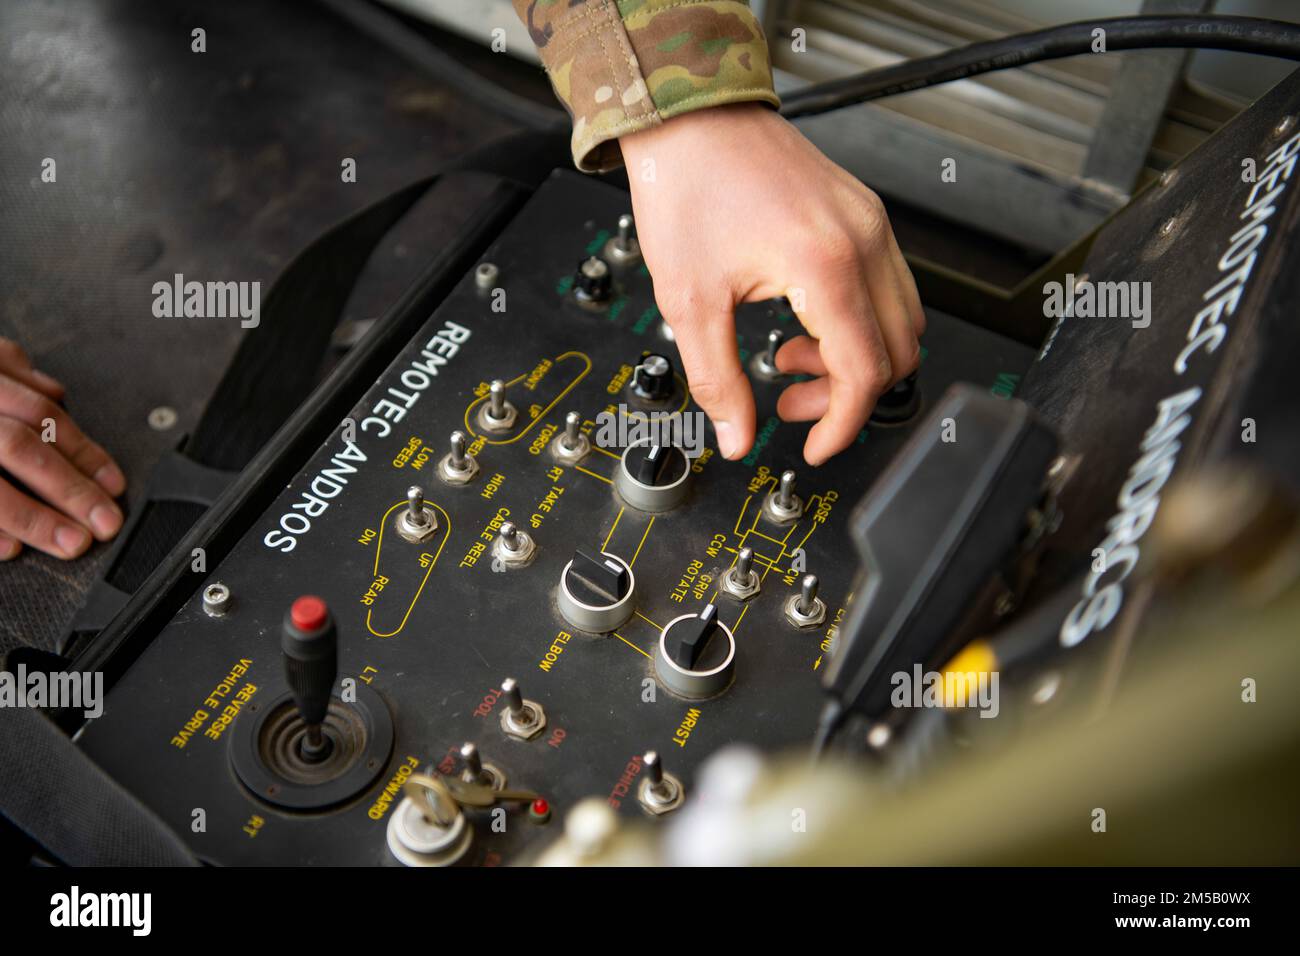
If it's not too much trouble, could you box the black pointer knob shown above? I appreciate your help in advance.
[568,548,631,605]
[669,603,720,670]
[633,354,674,401]
[635,444,673,485]
[282,595,338,761]
[573,256,612,303]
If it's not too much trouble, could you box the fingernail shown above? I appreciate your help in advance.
[0,539,18,560]
[89,503,123,539]
[715,421,738,459]
[94,463,126,495]
[55,525,89,557]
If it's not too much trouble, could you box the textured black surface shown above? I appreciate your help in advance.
[1019,69,1300,627]
[0,0,515,654]
[77,171,1036,865]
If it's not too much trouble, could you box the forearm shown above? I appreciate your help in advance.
[513,0,780,171]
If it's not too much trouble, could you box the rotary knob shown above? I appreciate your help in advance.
[573,256,612,304]
[557,548,637,633]
[631,354,675,403]
[654,602,736,699]
[616,441,690,512]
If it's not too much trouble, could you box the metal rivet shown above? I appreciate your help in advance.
[148,406,178,431]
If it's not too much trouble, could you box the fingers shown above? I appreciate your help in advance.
[788,273,893,465]
[776,376,830,422]
[8,366,66,401]
[853,223,919,387]
[863,231,924,381]
[0,338,64,400]
[0,417,124,544]
[0,474,94,560]
[885,229,926,340]
[775,335,826,377]
[660,291,756,460]
[0,532,20,561]
[0,375,126,495]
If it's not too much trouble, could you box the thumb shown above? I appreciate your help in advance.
[661,293,756,460]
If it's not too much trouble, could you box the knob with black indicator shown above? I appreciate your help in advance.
[557,548,637,633]
[573,256,612,304]
[655,602,736,699]
[631,353,675,403]
[281,595,338,761]
[616,441,691,512]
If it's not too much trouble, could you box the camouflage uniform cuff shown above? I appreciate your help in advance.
[522,1,780,172]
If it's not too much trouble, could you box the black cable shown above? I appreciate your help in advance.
[780,15,1300,119]
[314,0,566,131]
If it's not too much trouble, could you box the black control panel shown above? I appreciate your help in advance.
[77,171,1034,865]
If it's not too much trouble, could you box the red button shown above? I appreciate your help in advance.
[290,595,329,632]
[531,798,550,816]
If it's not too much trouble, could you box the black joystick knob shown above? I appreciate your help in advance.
[870,371,921,424]
[573,256,612,303]
[632,354,674,402]
[282,595,337,762]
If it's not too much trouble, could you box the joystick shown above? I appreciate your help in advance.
[281,596,337,761]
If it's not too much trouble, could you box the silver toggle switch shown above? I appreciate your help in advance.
[438,430,479,485]
[762,469,804,524]
[552,410,591,465]
[637,750,684,814]
[398,485,439,542]
[784,573,827,629]
[719,546,761,601]
[478,379,517,432]
[751,328,785,380]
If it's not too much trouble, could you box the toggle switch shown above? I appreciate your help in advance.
[557,548,637,633]
[398,485,439,543]
[438,430,479,485]
[551,411,591,465]
[719,546,761,601]
[478,379,517,433]
[785,573,827,629]
[751,328,786,380]
[499,677,547,740]
[637,750,684,815]
[604,214,641,265]
[459,742,506,791]
[492,520,537,569]
[616,441,691,512]
[761,469,804,524]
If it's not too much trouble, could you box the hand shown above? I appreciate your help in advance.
[619,103,925,465]
[0,338,126,560]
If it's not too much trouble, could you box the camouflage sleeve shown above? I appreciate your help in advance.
[513,1,780,172]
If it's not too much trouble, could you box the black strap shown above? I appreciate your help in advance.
[0,704,199,865]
